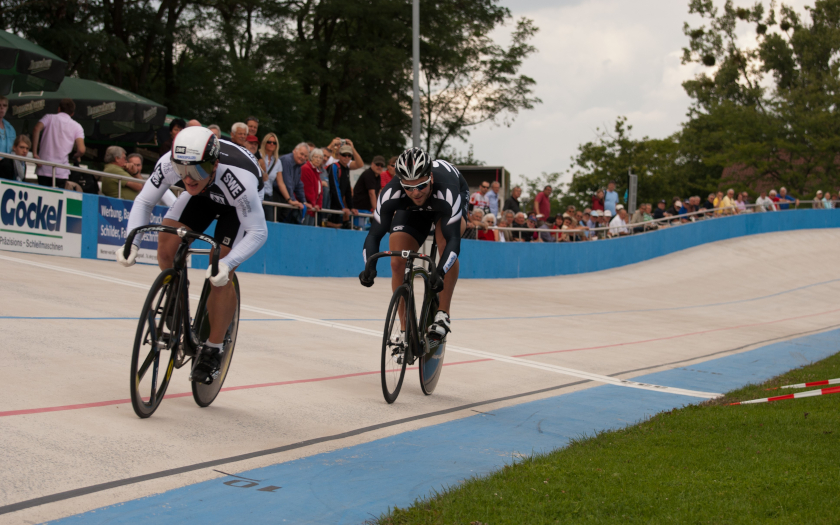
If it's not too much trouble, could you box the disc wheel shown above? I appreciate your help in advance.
[130,270,180,418]
[191,274,241,407]
[381,285,410,403]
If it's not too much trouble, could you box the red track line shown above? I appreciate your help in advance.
[512,308,840,359]
[0,358,491,418]
[3,307,838,419]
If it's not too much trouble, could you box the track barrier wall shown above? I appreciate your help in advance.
[3,187,838,279]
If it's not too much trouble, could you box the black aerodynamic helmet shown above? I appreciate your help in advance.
[394,147,432,181]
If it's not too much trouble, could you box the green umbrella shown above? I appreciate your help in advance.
[6,76,167,142]
[0,30,67,95]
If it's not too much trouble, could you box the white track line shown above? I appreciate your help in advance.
[0,254,720,398]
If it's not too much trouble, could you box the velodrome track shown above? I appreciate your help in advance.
[1,229,839,523]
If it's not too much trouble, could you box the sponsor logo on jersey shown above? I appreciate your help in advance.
[392,225,404,232]
[220,169,244,199]
[442,252,458,273]
[209,192,226,204]
[223,236,231,245]
[149,166,164,188]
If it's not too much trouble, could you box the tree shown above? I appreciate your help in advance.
[419,15,541,158]
[681,0,840,196]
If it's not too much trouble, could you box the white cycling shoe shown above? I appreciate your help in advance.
[428,311,451,343]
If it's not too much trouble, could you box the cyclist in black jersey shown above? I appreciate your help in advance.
[359,148,469,342]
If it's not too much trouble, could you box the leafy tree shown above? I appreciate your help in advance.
[419,15,541,158]
[681,0,840,196]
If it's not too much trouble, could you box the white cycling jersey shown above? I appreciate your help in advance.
[126,140,268,269]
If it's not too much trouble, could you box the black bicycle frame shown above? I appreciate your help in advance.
[366,238,439,360]
[125,225,222,357]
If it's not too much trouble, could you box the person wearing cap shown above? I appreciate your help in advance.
[325,140,363,228]
[244,135,260,157]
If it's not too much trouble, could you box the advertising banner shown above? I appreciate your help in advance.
[0,180,82,257]
[97,195,171,264]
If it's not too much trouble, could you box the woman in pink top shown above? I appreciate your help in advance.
[301,148,324,226]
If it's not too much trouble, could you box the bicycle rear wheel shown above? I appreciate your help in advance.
[130,269,180,418]
[191,274,241,407]
[381,285,410,403]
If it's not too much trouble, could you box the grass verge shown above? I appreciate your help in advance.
[375,351,840,524]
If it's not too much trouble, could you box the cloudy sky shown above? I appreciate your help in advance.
[463,0,808,187]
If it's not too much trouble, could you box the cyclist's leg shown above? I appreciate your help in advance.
[204,206,244,345]
[157,218,188,270]
[389,233,419,327]
[206,245,237,345]
[434,217,467,315]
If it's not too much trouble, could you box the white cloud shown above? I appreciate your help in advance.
[460,0,811,187]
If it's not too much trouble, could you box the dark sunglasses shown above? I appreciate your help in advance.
[400,179,431,193]
[480,185,489,189]
[340,153,353,158]
[265,141,276,145]
[374,162,385,168]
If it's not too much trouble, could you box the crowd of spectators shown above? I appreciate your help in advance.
[0,99,837,241]
[462,179,830,243]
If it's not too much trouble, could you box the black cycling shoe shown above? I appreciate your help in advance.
[190,345,224,385]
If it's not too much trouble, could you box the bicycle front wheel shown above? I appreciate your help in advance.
[130,269,180,418]
[191,274,241,407]
[381,285,411,403]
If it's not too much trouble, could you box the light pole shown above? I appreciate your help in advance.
[412,0,420,148]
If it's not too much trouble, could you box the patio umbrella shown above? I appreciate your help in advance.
[6,77,167,143]
[0,30,67,95]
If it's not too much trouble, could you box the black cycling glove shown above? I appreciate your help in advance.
[359,268,377,288]
[429,268,446,294]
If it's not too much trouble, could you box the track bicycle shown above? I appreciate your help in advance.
[364,240,448,403]
[124,225,241,418]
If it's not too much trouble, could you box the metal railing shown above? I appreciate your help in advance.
[0,151,373,227]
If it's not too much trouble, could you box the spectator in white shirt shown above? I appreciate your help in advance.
[609,208,630,236]
[469,181,491,214]
[755,191,776,212]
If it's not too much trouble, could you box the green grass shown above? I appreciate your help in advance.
[375,352,840,524]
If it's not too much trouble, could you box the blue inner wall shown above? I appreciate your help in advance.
[80,193,840,278]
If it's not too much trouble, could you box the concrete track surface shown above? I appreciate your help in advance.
[1,229,839,523]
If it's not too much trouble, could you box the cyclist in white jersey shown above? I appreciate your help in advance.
[117,126,267,384]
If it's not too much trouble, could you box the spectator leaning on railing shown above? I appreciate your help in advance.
[259,133,281,219]
[276,143,309,223]
[776,187,798,209]
[31,98,85,188]
[101,146,143,201]
[823,192,833,209]
[0,135,30,181]
[301,147,325,226]
[352,155,384,229]
[755,190,775,212]
[477,214,498,241]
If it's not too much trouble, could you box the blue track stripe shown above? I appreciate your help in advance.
[47,329,840,524]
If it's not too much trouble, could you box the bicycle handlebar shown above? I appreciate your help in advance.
[124,225,221,277]
[365,250,438,277]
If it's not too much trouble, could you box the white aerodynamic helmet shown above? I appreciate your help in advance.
[171,126,220,181]
[394,147,432,181]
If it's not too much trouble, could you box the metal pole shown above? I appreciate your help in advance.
[628,169,638,215]
[51,166,56,187]
[412,0,421,148]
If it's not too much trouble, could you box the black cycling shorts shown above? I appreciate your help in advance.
[164,193,243,248]
[390,210,439,247]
